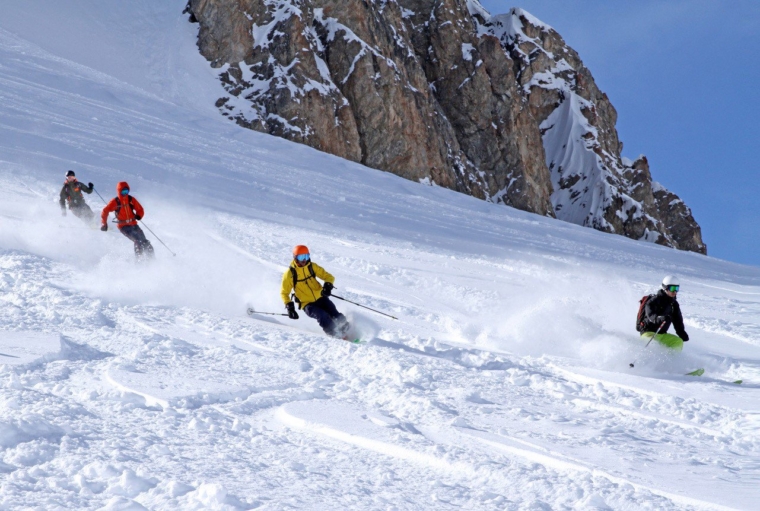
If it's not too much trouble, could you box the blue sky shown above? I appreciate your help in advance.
[479,0,760,267]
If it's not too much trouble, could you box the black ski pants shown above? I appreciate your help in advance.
[304,297,347,337]
[70,203,94,223]
[119,225,154,258]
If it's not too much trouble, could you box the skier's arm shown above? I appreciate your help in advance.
[131,197,145,220]
[311,263,335,285]
[101,199,116,225]
[672,302,689,341]
[280,270,294,304]
[59,185,68,210]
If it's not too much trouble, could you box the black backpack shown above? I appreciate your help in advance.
[636,294,654,332]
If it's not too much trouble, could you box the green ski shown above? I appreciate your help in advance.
[685,368,742,384]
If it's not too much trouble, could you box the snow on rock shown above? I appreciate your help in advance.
[480,7,706,253]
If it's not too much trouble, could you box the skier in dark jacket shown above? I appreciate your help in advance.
[640,275,689,350]
[59,170,95,223]
[100,181,154,259]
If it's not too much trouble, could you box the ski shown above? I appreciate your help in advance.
[246,307,366,344]
[685,368,742,384]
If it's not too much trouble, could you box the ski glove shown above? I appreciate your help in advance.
[88,182,94,189]
[135,214,142,221]
[322,282,333,297]
[681,333,689,342]
[655,315,669,325]
[286,302,299,320]
[100,224,108,232]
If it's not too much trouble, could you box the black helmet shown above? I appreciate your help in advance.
[65,170,75,177]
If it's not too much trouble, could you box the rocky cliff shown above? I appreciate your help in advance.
[184,0,706,254]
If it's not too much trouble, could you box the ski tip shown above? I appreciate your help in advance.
[686,368,705,376]
[732,380,743,384]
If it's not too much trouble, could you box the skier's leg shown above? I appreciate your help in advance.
[71,204,92,221]
[319,297,348,335]
[72,204,95,226]
[132,226,154,258]
[304,302,338,336]
[640,332,683,351]
[81,204,95,223]
[119,225,144,257]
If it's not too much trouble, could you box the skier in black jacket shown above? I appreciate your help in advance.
[640,275,689,350]
[59,170,95,223]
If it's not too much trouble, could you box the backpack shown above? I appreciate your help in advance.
[290,263,316,308]
[113,195,135,223]
[636,294,654,332]
[114,195,135,214]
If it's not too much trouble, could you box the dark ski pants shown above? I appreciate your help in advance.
[70,203,94,223]
[119,225,154,258]
[304,297,347,337]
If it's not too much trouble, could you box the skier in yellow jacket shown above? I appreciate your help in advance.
[281,245,349,337]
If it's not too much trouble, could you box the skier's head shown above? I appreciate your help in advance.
[116,181,130,197]
[293,245,310,267]
[65,170,76,182]
[662,275,680,297]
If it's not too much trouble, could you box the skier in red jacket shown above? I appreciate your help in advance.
[100,182,154,259]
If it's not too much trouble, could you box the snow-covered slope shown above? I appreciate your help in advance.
[1,2,759,509]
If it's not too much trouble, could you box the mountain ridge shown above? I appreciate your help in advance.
[185,0,705,253]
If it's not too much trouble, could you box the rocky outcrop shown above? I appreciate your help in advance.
[184,0,706,253]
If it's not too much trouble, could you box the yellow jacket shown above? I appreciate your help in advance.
[280,261,335,307]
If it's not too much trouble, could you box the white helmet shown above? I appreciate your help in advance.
[662,275,680,291]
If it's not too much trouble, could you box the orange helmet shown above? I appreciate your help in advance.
[293,245,310,266]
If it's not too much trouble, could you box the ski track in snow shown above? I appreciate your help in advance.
[0,3,759,510]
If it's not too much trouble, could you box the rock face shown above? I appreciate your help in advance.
[184,0,706,254]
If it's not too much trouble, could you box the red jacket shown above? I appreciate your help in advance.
[101,181,144,229]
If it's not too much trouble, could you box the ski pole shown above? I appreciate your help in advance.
[629,321,666,368]
[247,307,288,317]
[138,220,176,257]
[92,187,108,205]
[331,294,398,320]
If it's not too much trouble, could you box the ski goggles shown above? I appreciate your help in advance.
[295,254,310,263]
[120,188,130,196]
[665,285,679,292]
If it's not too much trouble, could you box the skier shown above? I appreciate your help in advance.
[100,181,154,259]
[280,245,349,338]
[59,170,95,223]
[637,275,689,350]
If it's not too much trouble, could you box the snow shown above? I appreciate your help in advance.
[0,332,61,367]
[0,2,759,509]
[461,42,475,61]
